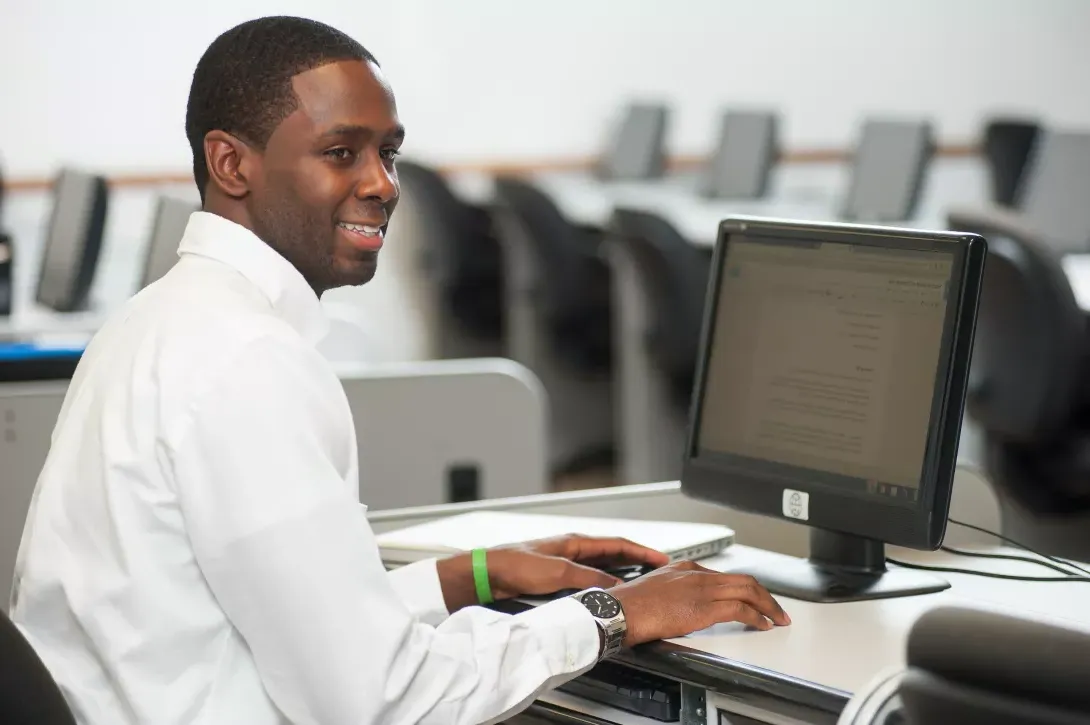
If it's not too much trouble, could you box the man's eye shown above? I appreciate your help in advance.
[325,148,354,161]
[380,148,401,161]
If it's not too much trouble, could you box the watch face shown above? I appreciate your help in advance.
[581,590,621,619]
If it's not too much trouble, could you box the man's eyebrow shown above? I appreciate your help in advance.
[319,124,406,142]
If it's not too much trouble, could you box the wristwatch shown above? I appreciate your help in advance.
[571,588,627,661]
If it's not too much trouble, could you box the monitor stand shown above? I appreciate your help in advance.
[734,528,950,603]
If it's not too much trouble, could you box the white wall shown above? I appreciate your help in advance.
[2,0,1089,179]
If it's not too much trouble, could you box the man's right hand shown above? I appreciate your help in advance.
[608,561,790,646]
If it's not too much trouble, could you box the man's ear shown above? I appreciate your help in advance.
[204,130,256,199]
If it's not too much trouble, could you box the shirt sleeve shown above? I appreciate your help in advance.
[386,559,450,627]
[170,335,600,725]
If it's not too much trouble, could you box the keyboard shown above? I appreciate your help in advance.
[557,661,681,722]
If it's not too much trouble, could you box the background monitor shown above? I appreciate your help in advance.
[140,196,198,290]
[35,169,109,312]
[841,119,935,223]
[700,109,779,200]
[681,217,985,602]
[597,102,669,181]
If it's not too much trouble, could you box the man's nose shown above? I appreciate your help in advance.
[355,156,398,204]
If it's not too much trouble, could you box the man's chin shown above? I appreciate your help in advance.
[329,260,378,290]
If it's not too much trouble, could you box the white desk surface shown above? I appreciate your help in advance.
[671,543,1090,697]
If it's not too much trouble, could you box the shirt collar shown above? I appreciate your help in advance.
[177,211,330,345]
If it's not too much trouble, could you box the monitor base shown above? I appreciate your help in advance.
[730,528,950,603]
[731,559,950,603]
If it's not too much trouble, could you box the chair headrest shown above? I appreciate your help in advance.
[906,606,1090,716]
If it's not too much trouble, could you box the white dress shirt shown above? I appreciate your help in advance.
[11,211,600,725]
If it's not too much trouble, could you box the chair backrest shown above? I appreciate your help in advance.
[0,608,77,724]
[700,110,779,199]
[964,232,1085,445]
[140,196,198,290]
[491,176,601,321]
[1016,130,1090,254]
[983,118,1041,207]
[841,119,934,222]
[899,606,1090,725]
[597,103,669,181]
[608,207,710,406]
[35,169,109,312]
[396,160,504,341]
[0,232,11,317]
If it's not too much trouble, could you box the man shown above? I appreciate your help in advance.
[11,15,788,725]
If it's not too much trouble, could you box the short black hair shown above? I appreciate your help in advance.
[185,16,378,201]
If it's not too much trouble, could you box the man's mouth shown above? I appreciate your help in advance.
[337,221,385,251]
[337,222,384,239]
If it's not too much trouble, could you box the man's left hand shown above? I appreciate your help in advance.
[436,535,670,611]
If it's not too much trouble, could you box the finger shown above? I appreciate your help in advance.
[710,600,773,631]
[551,558,622,592]
[714,577,791,626]
[566,536,671,568]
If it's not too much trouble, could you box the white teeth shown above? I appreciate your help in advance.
[339,222,383,237]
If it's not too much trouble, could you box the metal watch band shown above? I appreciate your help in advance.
[571,587,627,661]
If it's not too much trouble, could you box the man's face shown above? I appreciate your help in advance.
[247,59,403,295]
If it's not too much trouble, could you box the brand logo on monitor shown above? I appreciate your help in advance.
[782,489,810,521]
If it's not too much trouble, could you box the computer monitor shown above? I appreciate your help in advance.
[700,110,779,200]
[598,103,669,181]
[681,217,985,602]
[841,119,935,223]
[140,196,198,290]
[35,169,109,312]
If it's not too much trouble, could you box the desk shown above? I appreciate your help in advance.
[372,479,1024,724]
[517,543,1090,725]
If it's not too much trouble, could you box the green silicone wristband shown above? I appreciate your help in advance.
[472,548,493,605]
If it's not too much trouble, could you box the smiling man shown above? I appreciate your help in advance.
[10,15,787,725]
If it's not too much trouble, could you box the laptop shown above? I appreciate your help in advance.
[375,511,734,567]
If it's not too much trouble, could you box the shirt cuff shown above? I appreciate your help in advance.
[515,596,601,676]
[386,559,450,627]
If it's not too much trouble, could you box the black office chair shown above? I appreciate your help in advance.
[840,606,1090,725]
[596,103,670,182]
[0,162,12,316]
[902,606,1090,724]
[0,608,77,725]
[607,208,711,408]
[949,207,1090,560]
[491,176,613,373]
[396,160,505,344]
[982,118,1041,207]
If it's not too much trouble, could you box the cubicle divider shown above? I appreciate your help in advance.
[0,357,551,608]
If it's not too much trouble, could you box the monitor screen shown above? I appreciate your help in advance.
[696,238,953,505]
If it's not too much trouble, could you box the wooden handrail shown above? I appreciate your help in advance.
[2,143,980,194]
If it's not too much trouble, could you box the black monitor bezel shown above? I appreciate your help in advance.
[681,217,986,551]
